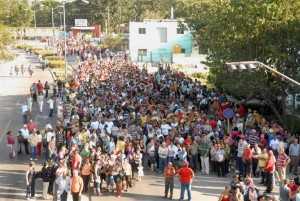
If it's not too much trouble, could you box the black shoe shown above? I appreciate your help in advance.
[169,195,173,200]
[259,181,264,184]
[263,184,267,186]
[163,196,167,198]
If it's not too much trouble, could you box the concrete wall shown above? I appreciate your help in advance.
[129,20,193,62]
[9,27,60,39]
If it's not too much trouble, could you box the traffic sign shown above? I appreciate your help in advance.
[223,108,234,119]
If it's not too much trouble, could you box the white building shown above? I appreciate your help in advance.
[129,19,193,63]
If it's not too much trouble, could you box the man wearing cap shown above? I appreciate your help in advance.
[163,162,176,200]
[178,161,194,201]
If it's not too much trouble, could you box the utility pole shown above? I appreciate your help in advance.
[107,6,110,34]
[52,7,55,43]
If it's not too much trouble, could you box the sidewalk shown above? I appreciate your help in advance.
[0,49,54,95]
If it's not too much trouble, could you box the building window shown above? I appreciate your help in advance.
[139,28,146,34]
[157,27,167,43]
[177,28,184,34]
[138,49,147,56]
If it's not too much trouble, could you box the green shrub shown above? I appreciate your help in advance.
[49,60,65,68]
[190,72,208,79]
[33,50,56,58]
[45,56,64,60]
[15,44,33,50]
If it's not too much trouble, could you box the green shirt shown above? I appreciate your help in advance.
[199,142,210,156]
[80,149,90,159]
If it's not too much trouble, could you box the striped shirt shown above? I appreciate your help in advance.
[249,135,259,147]
[237,142,246,157]
[277,153,289,168]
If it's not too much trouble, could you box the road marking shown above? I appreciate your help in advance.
[0,119,11,144]
[16,100,19,106]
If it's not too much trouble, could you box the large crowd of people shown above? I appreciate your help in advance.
[6,37,300,201]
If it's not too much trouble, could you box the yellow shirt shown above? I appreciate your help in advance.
[258,152,268,167]
[117,141,126,151]
[80,132,88,144]
[141,116,147,127]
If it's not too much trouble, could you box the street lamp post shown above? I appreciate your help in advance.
[62,0,89,83]
[52,6,63,45]
[63,0,67,83]
[226,61,300,87]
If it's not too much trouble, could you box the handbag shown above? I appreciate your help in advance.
[248,188,258,200]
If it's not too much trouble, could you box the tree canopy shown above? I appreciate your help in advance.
[177,0,300,128]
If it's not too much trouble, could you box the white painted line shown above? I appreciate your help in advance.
[0,119,11,144]
[16,100,19,106]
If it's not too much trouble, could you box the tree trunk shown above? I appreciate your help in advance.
[263,95,287,128]
[291,89,296,131]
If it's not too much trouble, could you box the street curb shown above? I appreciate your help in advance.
[47,67,56,81]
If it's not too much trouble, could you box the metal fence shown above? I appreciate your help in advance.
[131,51,173,63]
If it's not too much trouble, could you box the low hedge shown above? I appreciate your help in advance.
[15,44,34,50]
[49,60,65,68]
[33,50,56,58]
[45,56,65,60]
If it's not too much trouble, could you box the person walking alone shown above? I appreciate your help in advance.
[178,162,194,201]
[163,162,176,200]
[47,97,54,117]
[37,93,44,113]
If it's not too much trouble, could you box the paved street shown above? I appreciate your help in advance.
[0,46,286,201]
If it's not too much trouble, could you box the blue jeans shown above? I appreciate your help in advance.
[180,183,192,200]
[60,190,68,201]
[237,157,245,176]
[31,146,37,159]
[23,114,27,123]
[159,157,168,172]
[168,156,175,165]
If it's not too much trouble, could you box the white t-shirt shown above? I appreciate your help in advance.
[20,128,30,139]
[47,99,54,109]
[270,139,279,150]
[161,124,171,136]
[46,131,54,142]
[57,105,63,118]
[91,121,99,130]
[168,145,178,157]
[171,122,178,128]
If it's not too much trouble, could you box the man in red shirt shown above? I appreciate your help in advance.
[258,134,268,149]
[264,151,275,193]
[36,80,44,95]
[178,162,194,201]
[243,144,253,177]
[182,135,193,150]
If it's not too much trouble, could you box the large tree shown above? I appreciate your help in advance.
[177,0,300,129]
